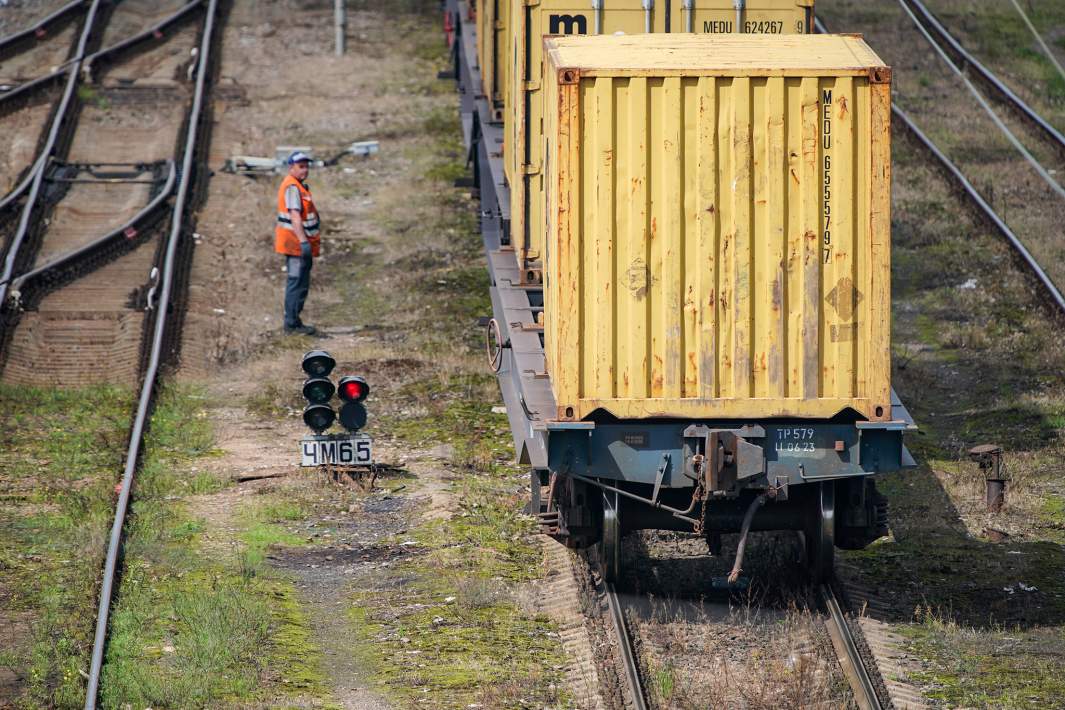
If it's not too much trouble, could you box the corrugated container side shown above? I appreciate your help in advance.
[507,0,814,280]
[477,0,510,115]
[543,39,892,422]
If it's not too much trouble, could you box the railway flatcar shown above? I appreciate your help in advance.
[445,5,914,583]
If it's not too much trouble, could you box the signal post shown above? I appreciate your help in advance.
[298,350,376,488]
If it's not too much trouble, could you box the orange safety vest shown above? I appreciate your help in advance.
[274,175,321,257]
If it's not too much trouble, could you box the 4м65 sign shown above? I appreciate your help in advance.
[301,434,372,467]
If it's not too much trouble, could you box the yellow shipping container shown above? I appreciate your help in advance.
[507,0,814,279]
[542,34,892,422]
[477,0,510,119]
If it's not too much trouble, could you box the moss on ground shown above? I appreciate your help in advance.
[348,400,568,707]
[305,11,570,702]
[97,386,332,709]
[899,618,1065,708]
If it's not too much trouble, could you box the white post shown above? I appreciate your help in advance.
[335,0,345,56]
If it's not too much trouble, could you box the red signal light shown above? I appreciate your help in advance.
[337,376,369,402]
[340,380,364,401]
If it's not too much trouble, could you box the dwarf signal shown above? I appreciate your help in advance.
[299,350,370,434]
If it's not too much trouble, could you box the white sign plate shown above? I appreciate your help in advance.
[300,435,372,467]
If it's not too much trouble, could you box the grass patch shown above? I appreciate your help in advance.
[98,385,329,708]
[323,75,569,703]
[347,458,568,707]
[0,383,134,708]
[900,612,1065,708]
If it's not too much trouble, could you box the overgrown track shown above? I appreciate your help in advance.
[815,17,1065,315]
[1,0,220,705]
[82,0,220,705]
[598,565,886,709]
[899,0,1065,163]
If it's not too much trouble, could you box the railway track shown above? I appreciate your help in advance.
[896,0,1065,207]
[814,16,1065,315]
[604,582,649,710]
[0,0,84,84]
[593,549,885,710]
[0,1,202,221]
[898,0,1065,164]
[0,0,219,704]
[0,0,209,385]
[82,0,219,704]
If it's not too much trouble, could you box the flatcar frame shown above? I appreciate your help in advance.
[443,0,916,582]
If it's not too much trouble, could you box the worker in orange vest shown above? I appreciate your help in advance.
[275,151,321,335]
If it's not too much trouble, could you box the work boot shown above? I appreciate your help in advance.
[284,324,317,336]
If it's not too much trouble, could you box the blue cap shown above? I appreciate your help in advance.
[287,150,311,165]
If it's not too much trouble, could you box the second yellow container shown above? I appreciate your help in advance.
[507,1,815,277]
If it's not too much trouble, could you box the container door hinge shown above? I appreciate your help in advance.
[522,162,541,176]
[523,79,540,91]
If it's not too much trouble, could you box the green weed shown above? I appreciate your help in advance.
[0,383,133,707]
[98,385,327,707]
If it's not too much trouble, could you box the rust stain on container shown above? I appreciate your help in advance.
[542,33,891,422]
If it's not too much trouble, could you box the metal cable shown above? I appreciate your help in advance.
[1007,0,1065,85]
[83,1,218,705]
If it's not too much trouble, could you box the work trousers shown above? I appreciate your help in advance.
[284,254,312,329]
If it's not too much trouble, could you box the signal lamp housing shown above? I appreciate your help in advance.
[338,401,368,432]
[337,376,369,402]
[302,350,336,378]
[302,403,336,434]
[302,376,335,404]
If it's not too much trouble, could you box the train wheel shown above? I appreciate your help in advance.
[599,489,621,583]
[805,481,835,582]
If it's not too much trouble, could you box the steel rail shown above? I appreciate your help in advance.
[0,0,85,53]
[0,160,176,298]
[821,584,882,710]
[0,1,205,105]
[82,0,217,704]
[901,0,1065,156]
[604,583,649,710]
[0,0,103,305]
[815,17,1065,315]
[0,153,47,214]
[896,0,1065,203]
[891,104,1065,313]
[0,0,204,218]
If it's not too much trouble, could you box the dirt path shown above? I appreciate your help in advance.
[171,2,572,708]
